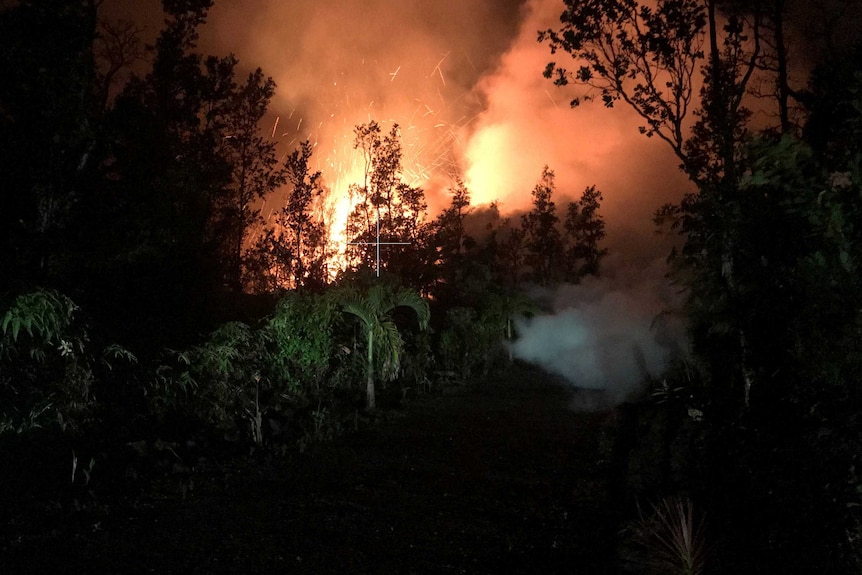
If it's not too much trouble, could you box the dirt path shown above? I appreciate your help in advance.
[4,366,620,574]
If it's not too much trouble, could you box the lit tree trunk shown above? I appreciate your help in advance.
[507,317,513,363]
[366,327,375,409]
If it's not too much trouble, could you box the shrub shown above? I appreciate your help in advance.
[1,290,95,434]
[150,321,272,443]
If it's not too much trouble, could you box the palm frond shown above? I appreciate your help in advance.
[390,288,431,330]
[341,299,375,331]
[375,319,404,380]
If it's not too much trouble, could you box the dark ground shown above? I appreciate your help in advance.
[2,365,621,574]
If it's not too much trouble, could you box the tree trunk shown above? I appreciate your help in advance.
[366,327,376,410]
[507,317,513,363]
[773,0,791,133]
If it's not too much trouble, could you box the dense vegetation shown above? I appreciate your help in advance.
[543,0,862,571]
[2,0,862,572]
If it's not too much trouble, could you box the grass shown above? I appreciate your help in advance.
[627,494,708,575]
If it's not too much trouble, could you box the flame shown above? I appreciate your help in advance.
[302,99,467,277]
[220,0,693,284]
[321,144,364,276]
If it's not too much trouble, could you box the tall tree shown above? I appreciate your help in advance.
[521,166,564,285]
[211,66,286,292]
[344,121,427,283]
[428,181,479,302]
[542,0,761,410]
[563,184,608,280]
[540,0,707,179]
[250,140,329,291]
[80,0,280,347]
[545,2,862,567]
[93,17,145,110]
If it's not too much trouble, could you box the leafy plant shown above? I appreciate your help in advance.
[1,289,79,360]
[438,306,480,381]
[479,290,538,362]
[0,289,104,434]
[150,321,273,442]
[267,290,340,392]
[338,283,430,409]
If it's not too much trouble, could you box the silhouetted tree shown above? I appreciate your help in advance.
[344,121,428,285]
[543,0,761,410]
[93,18,145,110]
[544,1,862,568]
[563,185,607,280]
[249,140,329,291]
[428,181,475,300]
[76,0,279,348]
[211,66,286,292]
[521,166,564,285]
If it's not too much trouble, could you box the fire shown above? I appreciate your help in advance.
[321,147,364,276]
[304,106,466,278]
[464,122,520,207]
[221,0,691,291]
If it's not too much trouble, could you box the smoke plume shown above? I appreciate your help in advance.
[511,257,687,409]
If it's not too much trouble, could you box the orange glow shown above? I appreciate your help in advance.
[321,145,364,277]
[215,0,694,278]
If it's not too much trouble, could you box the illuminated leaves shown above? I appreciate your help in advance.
[0,289,77,350]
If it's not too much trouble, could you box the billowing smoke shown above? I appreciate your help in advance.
[103,0,860,254]
[198,0,526,212]
[102,0,696,261]
[460,0,692,261]
[511,257,687,409]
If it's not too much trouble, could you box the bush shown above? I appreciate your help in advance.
[1,290,95,434]
[150,321,272,443]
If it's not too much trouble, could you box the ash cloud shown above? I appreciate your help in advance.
[511,257,687,409]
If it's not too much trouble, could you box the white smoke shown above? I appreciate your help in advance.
[511,257,687,409]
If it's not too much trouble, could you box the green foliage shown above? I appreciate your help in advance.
[397,328,434,394]
[0,289,135,435]
[268,290,340,389]
[438,292,537,381]
[0,289,90,434]
[148,290,355,445]
[151,321,272,440]
[1,289,78,358]
[438,307,480,381]
[338,282,430,408]
[480,290,538,344]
